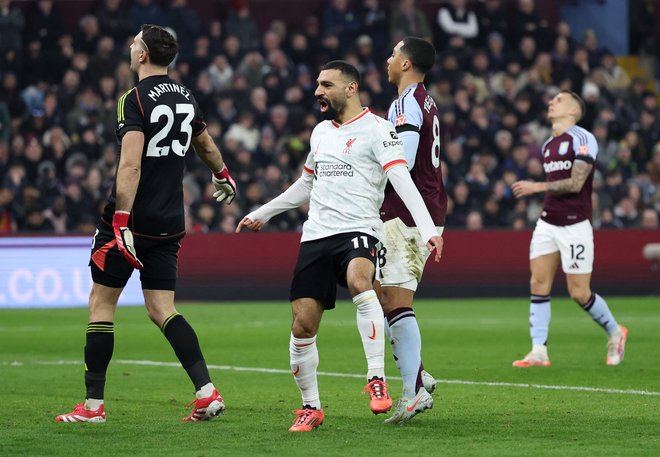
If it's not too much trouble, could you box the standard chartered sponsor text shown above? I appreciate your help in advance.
[317,163,354,177]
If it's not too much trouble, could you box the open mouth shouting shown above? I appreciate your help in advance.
[317,97,330,113]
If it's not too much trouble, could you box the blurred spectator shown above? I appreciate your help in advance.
[129,0,166,30]
[390,0,432,45]
[582,28,605,69]
[647,143,660,184]
[322,0,361,54]
[593,121,618,171]
[435,0,478,52]
[89,36,120,82]
[0,185,16,232]
[42,195,67,233]
[224,0,260,53]
[22,39,53,86]
[166,0,200,56]
[225,111,260,152]
[486,31,506,73]
[76,15,101,55]
[510,0,549,48]
[478,0,508,43]
[97,0,134,45]
[640,208,659,229]
[357,0,388,59]
[25,1,62,50]
[0,0,25,64]
[599,50,630,96]
[466,210,484,230]
[1,72,26,119]
[613,196,639,228]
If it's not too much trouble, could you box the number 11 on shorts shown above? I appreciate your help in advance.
[351,236,369,249]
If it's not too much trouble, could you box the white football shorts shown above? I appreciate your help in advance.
[529,218,594,274]
[377,217,444,291]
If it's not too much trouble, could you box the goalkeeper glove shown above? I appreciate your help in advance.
[212,166,236,204]
[112,211,143,269]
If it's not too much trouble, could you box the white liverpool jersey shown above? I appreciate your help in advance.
[300,108,407,242]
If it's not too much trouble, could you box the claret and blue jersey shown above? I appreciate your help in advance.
[540,125,598,226]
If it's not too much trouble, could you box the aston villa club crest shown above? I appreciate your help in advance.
[558,141,570,155]
[343,137,356,154]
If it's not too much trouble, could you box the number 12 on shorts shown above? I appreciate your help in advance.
[570,244,585,260]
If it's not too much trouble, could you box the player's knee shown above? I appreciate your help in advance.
[568,287,591,305]
[530,275,551,295]
[347,277,373,297]
[567,281,591,304]
[291,316,317,339]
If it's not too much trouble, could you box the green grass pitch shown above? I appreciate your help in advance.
[1,297,658,456]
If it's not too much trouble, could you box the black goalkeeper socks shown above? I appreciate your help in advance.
[161,313,212,391]
[84,322,114,399]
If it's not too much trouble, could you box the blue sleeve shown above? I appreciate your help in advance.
[388,92,423,131]
[572,129,598,164]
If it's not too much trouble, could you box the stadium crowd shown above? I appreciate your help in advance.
[0,0,659,235]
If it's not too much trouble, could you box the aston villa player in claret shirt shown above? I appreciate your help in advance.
[377,36,447,425]
[511,90,628,368]
[56,25,236,423]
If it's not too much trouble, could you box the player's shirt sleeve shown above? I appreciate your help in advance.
[373,119,407,172]
[116,88,144,138]
[572,129,598,164]
[388,94,422,169]
[189,94,207,137]
[388,93,423,134]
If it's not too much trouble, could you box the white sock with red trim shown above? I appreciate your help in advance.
[289,334,321,409]
[353,290,385,380]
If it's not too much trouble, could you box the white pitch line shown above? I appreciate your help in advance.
[10,359,660,397]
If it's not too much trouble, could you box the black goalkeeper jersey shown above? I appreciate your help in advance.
[102,75,207,238]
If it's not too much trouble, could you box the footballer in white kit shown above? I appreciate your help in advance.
[237,61,443,432]
[300,107,410,244]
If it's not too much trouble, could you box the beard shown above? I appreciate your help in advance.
[318,96,344,121]
[321,103,340,121]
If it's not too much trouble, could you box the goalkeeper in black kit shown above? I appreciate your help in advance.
[56,25,236,423]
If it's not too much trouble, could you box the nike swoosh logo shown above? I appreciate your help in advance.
[368,321,376,340]
[292,365,300,375]
[407,396,422,412]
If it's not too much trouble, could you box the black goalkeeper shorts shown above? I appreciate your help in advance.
[89,221,182,291]
[290,232,378,310]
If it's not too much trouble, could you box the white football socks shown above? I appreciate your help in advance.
[84,398,104,410]
[530,295,551,347]
[386,307,421,398]
[289,334,321,410]
[353,290,385,380]
[581,293,619,335]
[196,382,216,399]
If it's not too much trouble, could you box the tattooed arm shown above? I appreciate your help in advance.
[511,161,593,198]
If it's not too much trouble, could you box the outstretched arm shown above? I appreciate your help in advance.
[236,171,314,232]
[512,161,593,198]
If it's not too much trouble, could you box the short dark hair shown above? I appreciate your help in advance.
[560,90,586,122]
[140,24,178,67]
[320,60,361,86]
[400,37,436,75]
